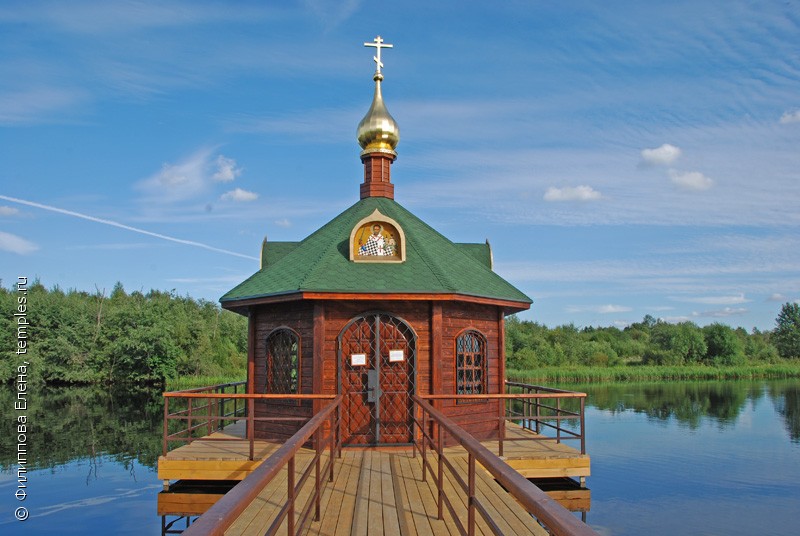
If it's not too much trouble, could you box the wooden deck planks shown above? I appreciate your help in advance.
[380,453,402,536]
[161,420,587,534]
[325,450,543,536]
[312,451,358,536]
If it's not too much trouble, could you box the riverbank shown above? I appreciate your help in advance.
[166,363,800,391]
[507,363,800,383]
[165,375,245,390]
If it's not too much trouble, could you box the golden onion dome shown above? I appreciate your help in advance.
[357,72,400,157]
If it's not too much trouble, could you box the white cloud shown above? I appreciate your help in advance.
[137,148,214,203]
[0,206,20,216]
[1,3,273,35]
[699,307,748,318]
[566,304,632,314]
[768,293,787,302]
[779,109,800,124]
[212,155,242,182]
[543,185,602,202]
[301,0,363,29]
[220,188,259,202]
[598,304,632,314]
[660,315,696,324]
[66,243,154,251]
[641,144,681,166]
[0,87,86,125]
[669,170,713,191]
[167,275,248,284]
[0,231,38,254]
[677,293,749,305]
[274,218,291,228]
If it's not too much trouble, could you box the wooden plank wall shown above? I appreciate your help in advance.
[252,301,315,440]
[250,298,505,443]
[440,302,502,441]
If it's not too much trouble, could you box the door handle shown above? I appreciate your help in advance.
[366,369,380,403]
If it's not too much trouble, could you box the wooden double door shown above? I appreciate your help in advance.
[338,313,416,445]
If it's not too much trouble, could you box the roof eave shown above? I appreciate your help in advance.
[220,290,531,314]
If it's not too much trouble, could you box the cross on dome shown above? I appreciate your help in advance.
[364,35,393,74]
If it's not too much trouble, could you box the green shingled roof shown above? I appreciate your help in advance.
[221,197,531,306]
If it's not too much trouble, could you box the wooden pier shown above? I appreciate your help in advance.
[159,420,589,485]
[158,383,596,535]
[220,448,548,536]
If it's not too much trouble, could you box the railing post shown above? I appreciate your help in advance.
[163,397,169,456]
[412,400,418,459]
[421,410,427,482]
[187,398,193,443]
[437,422,443,521]
[535,388,541,434]
[580,396,586,455]
[468,453,476,536]
[556,397,562,444]
[329,410,335,482]
[288,456,295,535]
[218,386,224,431]
[418,404,428,482]
[207,394,213,436]
[498,410,505,457]
[524,386,531,431]
[248,397,255,460]
[499,378,506,458]
[234,383,239,421]
[337,402,342,459]
[315,427,321,521]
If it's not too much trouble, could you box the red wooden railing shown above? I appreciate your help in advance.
[413,394,596,536]
[505,381,587,455]
[179,395,342,536]
[162,381,589,535]
[422,382,586,457]
[162,383,338,460]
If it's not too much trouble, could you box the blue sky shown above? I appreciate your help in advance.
[1,0,798,331]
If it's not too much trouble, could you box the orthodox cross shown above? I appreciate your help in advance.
[364,35,393,74]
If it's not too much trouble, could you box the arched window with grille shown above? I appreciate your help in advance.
[455,329,487,398]
[265,328,300,394]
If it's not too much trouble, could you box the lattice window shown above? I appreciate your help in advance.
[455,330,487,398]
[265,328,300,394]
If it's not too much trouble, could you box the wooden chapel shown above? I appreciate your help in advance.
[220,36,532,447]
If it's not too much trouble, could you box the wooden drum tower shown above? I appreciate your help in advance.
[220,36,531,447]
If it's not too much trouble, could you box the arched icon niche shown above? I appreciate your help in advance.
[349,210,406,263]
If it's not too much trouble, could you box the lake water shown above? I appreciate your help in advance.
[1,380,798,535]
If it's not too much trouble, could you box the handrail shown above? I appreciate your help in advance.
[162,383,338,458]
[505,381,587,455]
[413,395,597,536]
[183,395,342,536]
[420,384,587,456]
[505,381,584,394]
[165,380,246,395]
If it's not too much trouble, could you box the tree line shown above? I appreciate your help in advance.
[506,303,800,370]
[2,281,799,384]
[1,281,247,384]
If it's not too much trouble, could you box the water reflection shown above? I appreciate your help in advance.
[568,379,800,442]
[771,383,800,442]
[577,380,800,536]
[0,384,163,471]
[2,379,799,536]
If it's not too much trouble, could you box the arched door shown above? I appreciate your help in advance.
[338,313,416,445]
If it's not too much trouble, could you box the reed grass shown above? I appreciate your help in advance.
[507,363,800,383]
[165,375,246,390]
[164,364,800,390]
